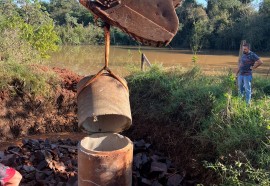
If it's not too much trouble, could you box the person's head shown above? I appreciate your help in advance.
[242,43,250,54]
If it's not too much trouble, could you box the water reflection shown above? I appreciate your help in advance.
[47,45,270,76]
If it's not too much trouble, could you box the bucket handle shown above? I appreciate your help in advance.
[77,66,129,96]
[77,23,129,96]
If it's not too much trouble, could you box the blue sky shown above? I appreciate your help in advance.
[196,0,262,7]
[196,0,207,6]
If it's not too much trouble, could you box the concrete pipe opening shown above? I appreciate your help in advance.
[78,133,133,186]
[80,133,131,152]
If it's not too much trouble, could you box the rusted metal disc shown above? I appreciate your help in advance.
[79,0,182,47]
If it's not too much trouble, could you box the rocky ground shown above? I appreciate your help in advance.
[0,67,187,185]
[0,66,218,185]
[0,138,188,186]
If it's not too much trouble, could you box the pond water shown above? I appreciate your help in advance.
[47,45,270,77]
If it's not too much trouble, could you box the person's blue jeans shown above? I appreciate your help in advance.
[238,75,252,104]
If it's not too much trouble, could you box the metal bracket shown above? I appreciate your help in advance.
[91,0,121,8]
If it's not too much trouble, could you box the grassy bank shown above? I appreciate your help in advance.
[0,61,58,98]
[126,65,270,185]
[0,56,269,185]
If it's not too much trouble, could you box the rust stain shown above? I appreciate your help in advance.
[79,0,182,47]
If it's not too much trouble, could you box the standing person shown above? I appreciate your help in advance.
[0,163,22,186]
[236,43,263,105]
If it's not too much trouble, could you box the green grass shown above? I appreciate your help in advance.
[0,60,59,98]
[128,65,222,127]
[127,65,270,185]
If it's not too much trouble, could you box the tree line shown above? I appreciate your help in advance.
[0,0,269,58]
[41,0,270,51]
[173,0,270,51]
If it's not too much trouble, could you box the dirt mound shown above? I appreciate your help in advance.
[0,67,82,141]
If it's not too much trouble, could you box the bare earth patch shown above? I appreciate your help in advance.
[0,67,82,141]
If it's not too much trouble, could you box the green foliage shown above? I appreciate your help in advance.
[191,20,208,53]
[0,1,60,96]
[56,24,104,45]
[192,55,198,64]
[21,21,59,58]
[127,67,270,185]
[170,0,269,51]
[190,6,212,52]
[201,98,269,156]
[127,65,222,129]
[35,0,269,50]
[42,0,105,45]
[252,76,270,98]
[172,0,205,47]
[0,0,59,58]
[43,0,94,26]
[111,28,137,45]
[199,72,270,184]
[263,85,270,95]
[0,28,39,63]
[0,60,59,97]
[205,159,270,185]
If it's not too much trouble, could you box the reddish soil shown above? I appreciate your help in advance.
[0,67,82,141]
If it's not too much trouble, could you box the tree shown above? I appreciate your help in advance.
[171,0,199,47]
[258,0,270,50]
[0,0,59,59]
[42,0,94,26]
[206,0,255,50]
[40,0,105,45]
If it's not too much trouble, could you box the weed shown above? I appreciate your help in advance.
[204,159,270,185]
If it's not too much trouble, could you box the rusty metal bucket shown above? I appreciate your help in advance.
[79,0,182,47]
[78,133,133,186]
[77,73,132,133]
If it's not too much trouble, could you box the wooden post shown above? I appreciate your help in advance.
[141,53,152,71]
[141,53,144,71]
